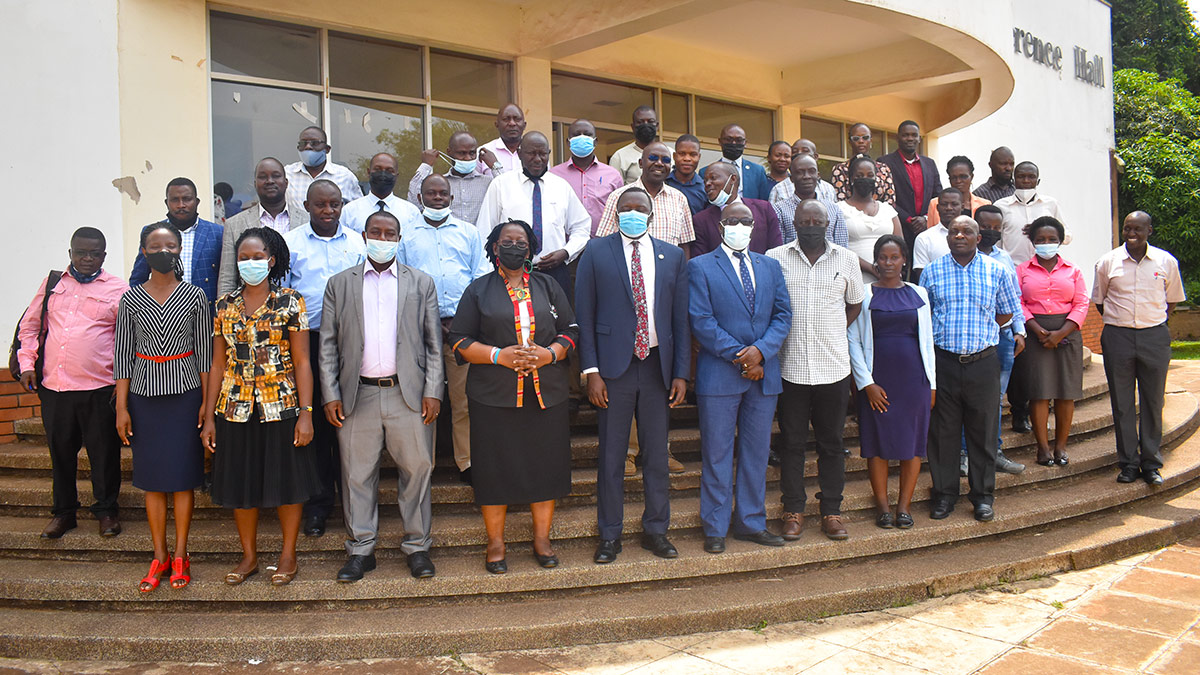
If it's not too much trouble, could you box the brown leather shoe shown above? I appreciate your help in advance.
[667,454,685,474]
[781,512,804,540]
[41,515,77,539]
[821,514,849,541]
[98,515,121,537]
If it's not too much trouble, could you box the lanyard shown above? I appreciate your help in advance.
[500,269,545,409]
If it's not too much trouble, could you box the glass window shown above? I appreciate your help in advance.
[887,132,899,155]
[330,95,424,194]
[661,92,689,133]
[866,128,885,158]
[211,81,322,205]
[210,13,320,84]
[595,128,634,168]
[695,98,774,145]
[432,107,497,155]
[801,116,844,159]
[550,73,653,128]
[328,33,422,99]
[430,51,511,109]
[817,158,839,182]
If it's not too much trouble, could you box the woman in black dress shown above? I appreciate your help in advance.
[449,220,578,574]
[114,223,211,592]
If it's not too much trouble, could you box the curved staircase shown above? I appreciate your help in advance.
[3,356,1200,661]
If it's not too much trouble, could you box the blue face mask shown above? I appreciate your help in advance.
[569,134,596,158]
[618,211,650,238]
[1034,243,1060,259]
[452,157,478,175]
[709,176,733,207]
[299,149,327,167]
[365,237,399,264]
[423,204,452,222]
[237,259,270,286]
[722,224,753,252]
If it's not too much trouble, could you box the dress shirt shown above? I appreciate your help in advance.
[769,178,837,206]
[283,159,364,214]
[361,261,399,378]
[973,178,1015,204]
[594,180,696,246]
[283,223,367,330]
[1091,244,1186,329]
[902,154,924,222]
[479,138,521,173]
[830,160,896,203]
[773,192,848,247]
[983,246,1026,336]
[258,204,291,233]
[1017,256,1089,328]
[919,251,1022,354]
[767,241,865,385]
[719,157,745,196]
[609,142,645,185]
[178,225,196,284]
[665,171,709,215]
[113,282,211,396]
[549,158,624,236]
[993,193,1071,264]
[926,194,992,227]
[721,244,755,289]
[405,163,496,225]
[475,170,591,263]
[398,215,492,318]
[912,224,950,269]
[624,234,658,347]
[341,192,422,234]
[17,270,129,391]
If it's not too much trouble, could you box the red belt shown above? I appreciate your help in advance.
[136,350,194,363]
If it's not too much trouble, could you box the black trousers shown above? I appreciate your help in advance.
[1101,324,1171,472]
[777,377,850,515]
[305,330,340,519]
[1008,349,1030,419]
[931,348,1000,506]
[39,386,122,518]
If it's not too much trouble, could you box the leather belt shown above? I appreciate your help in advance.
[936,346,996,364]
[136,350,194,363]
[360,375,399,388]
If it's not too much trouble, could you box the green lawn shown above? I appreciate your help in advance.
[1172,341,1200,359]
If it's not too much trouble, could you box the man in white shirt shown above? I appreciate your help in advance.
[284,126,363,214]
[478,104,527,174]
[341,152,421,234]
[993,161,1071,265]
[911,187,961,280]
[609,106,659,185]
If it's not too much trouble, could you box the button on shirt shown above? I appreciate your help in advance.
[361,261,399,378]
[549,159,624,236]
[405,163,497,225]
[594,180,696,246]
[342,192,422,234]
[259,205,291,233]
[283,224,367,330]
[283,160,364,214]
[919,252,1022,354]
[1092,244,1186,329]
[398,215,492,318]
[475,170,591,263]
[773,193,848,247]
[993,193,1071,264]
[767,242,865,385]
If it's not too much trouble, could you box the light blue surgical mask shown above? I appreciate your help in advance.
[365,237,399,264]
[722,224,752,252]
[618,211,649,238]
[1034,243,1060,259]
[299,149,327,167]
[423,204,452,222]
[237,259,270,286]
[569,134,596,158]
[709,176,733,208]
[452,157,478,175]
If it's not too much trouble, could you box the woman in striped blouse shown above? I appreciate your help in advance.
[114,223,212,592]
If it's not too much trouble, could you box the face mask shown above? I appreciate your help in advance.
[979,229,1002,247]
[69,265,102,284]
[721,143,745,161]
[618,211,649,238]
[523,167,547,181]
[423,204,452,222]
[237,259,270,286]
[452,157,478,175]
[851,177,875,196]
[497,245,528,272]
[1034,243,1060,259]
[794,227,826,249]
[299,149,327,167]
[365,238,399,264]
[1014,188,1036,203]
[145,251,178,275]
[722,224,752,252]
[634,123,658,144]
[369,171,397,195]
[709,176,733,207]
[569,135,595,158]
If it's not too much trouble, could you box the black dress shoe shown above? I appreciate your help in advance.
[407,551,435,579]
[303,515,326,537]
[1143,469,1164,486]
[40,515,76,539]
[1117,467,1141,483]
[98,515,121,537]
[1012,415,1032,433]
[703,536,726,554]
[767,449,781,467]
[641,533,678,559]
[733,530,785,547]
[485,559,507,574]
[930,498,955,520]
[533,551,559,568]
[336,553,376,582]
[594,539,622,564]
[974,504,995,522]
[458,468,472,485]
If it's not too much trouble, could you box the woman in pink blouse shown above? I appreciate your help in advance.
[1017,216,1089,467]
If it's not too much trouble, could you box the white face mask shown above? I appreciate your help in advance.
[1014,188,1037,203]
[722,224,753,252]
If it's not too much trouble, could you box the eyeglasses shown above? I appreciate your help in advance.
[499,240,529,250]
[645,154,671,165]
[719,218,755,227]
[297,140,325,150]
[70,249,105,260]
[849,135,871,142]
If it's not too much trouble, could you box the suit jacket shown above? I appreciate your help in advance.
[687,248,791,396]
[690,199,783,257]
[700,159,772,201]
[217,204,307,298]
[575,233,690,387]
[878,151,943,229]
[130,218,224,303]
[318,262,444,416]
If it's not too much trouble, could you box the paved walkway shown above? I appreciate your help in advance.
[3,537,1199,674]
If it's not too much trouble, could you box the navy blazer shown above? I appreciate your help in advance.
[690,199,783,257]
[877,151,943,228]
[130,218,224,304]
[575,234,690,388]
[687,248,791,396]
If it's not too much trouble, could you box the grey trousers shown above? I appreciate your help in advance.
[1101,323,1171,472]
[337,383,434,556]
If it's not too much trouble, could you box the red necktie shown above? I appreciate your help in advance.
[631,241,649,360]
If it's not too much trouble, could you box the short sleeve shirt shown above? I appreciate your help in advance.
[214,285,309,423]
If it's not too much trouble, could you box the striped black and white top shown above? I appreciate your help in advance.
[114,282,212,397]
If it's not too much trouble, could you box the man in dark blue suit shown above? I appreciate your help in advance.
[688,201,792,553]
[130,177,224,305]
[698,124,772,201]
[576,188,691,564]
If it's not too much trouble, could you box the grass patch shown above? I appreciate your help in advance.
[1051,600,1066,610]
[1172,341,1200,359]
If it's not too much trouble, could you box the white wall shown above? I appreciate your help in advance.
[0,0,123,339]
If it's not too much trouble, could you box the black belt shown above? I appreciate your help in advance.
[360,375,399,388]
[936,346,996,364]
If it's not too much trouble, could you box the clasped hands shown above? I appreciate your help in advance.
[734,345,764,381]
[498,344,553,376]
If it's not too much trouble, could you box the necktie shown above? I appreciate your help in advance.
[377,200,386,211]
[733,251,755,312]
[531,178,543,255]
[631,241,649,360]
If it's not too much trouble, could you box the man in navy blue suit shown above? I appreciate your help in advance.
[576,187,691,564]
[688,201,792,553]
[698,124,772,201]
[130,177,224,305]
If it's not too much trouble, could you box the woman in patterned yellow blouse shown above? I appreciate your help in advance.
[200,227,319,587]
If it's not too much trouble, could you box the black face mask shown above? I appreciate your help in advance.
[633,123,658,144]
[721,143,745,161]
[145,250,179,275]
[851,177,875,196]
[165,212,197,231]
[522,167,547,181]
[794,227,827,249]
[369,171,397,195]
[979,229,1002,247]
[497,246,528,272]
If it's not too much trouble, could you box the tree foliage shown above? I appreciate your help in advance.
[1112,0,1200,94]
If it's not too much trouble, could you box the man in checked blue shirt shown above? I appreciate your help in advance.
[920,215,1021,523]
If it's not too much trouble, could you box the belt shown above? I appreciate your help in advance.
[360,375,399,388]
[136,350,194,363]
[936,345,996,364]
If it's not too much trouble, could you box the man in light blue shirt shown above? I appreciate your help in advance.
[341,152,422,234]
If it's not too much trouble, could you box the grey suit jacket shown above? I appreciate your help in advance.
[216,204,308,298]
[318,262,444,416]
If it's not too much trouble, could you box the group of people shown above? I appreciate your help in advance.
[13,102,1185,592]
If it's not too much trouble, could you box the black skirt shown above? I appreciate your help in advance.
[469,400,571,506]
[211,411,322,509]
[129,388,205,493]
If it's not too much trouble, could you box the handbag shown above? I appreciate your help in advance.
[8,270,63,385]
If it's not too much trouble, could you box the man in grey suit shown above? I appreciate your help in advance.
[319,210,444,582]
[216,157,307,297]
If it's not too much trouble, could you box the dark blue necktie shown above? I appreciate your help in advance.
[531,177,543,255]
[733,250,755,312]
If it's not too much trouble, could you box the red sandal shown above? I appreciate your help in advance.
[169,555,191,589]
[139,555,172,593]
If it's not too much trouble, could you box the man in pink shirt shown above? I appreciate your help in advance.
[17,227,129,539]
[549,119,624,237]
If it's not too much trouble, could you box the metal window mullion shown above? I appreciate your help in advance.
[432,101,504,116]
[320,28,331,132]
[210,72,324,93]
[328,87,428,107]
[422,45,433,149]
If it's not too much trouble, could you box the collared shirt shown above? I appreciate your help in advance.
[768,241,865,385]
[549,158,624,236]
[609,142,645,185]
[114,282,211,397]
[830,160,897,204]
[974,178,1015,204]
[361,261,399,378]
[17,270,129,391]
[912,224,950,269]
[405,163,497,225]
[718,157,745,196]
[283,223,367,330]
[984,246,1026,335]
[993,193,1071,264]
[624,234,658,347]
[902,154,924,222]
[213,285,308,423]
[1092,244,1186,329]
[283,159,364,214]
[479,138,521,173]
[721,244,756,289]
[178,225,196,284]
[258,204,291,233]
[475,170,591,263]
[1017,256,1089,328]
[919,251,1022,354]
[398,215,492,318]
[927,194,992,227]
[341,192,422,234]
[773,192,848,247]
[594,180,696,246]
[769,178,837,206]
[665,170,709,215]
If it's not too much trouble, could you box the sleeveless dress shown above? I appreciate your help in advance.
[858,285,930,460]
